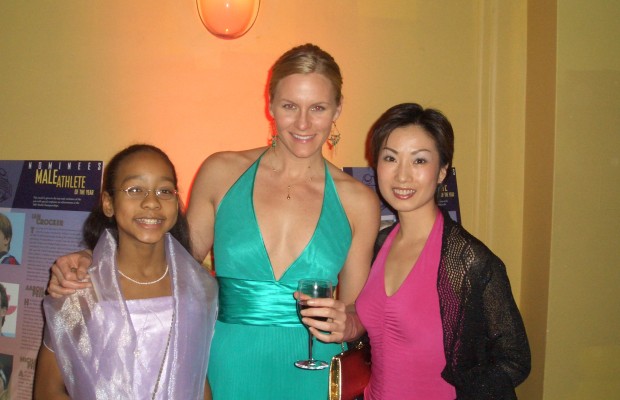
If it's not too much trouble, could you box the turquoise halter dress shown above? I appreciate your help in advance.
[208,153,352,399]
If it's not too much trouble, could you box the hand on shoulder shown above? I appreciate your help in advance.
[48,250,93,298]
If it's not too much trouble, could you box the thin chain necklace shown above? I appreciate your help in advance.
[118,265,169,285]
[269,149,316,200]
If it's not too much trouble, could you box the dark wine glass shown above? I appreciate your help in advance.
[295,279,333,370]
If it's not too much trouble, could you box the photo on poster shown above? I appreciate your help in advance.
[0,282,18,338]
[0,211,25,266]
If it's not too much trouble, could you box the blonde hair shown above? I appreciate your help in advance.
[268,43,343,105]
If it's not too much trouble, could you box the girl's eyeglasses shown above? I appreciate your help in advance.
[115,186,178,200]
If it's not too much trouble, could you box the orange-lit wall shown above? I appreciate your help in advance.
[2,0,528,299]
[1,2,523,228]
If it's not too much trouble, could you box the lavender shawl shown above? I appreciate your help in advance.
[43,230,218,399]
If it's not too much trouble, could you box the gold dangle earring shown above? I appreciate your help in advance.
[328,121,341,148]
[270,120,278,148]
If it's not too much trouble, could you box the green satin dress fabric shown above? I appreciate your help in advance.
[208,152,352,399]
[217,278,300,326]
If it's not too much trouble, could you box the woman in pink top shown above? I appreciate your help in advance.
[356,103,530,399]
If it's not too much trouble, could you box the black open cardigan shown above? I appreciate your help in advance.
[371,210,531,399]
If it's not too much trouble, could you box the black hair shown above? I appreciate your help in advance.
[366,102,454,184]
[82,144,191,252]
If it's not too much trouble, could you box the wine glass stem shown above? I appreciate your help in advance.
[308,332,314,361]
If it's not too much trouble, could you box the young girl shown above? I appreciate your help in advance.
[34,144,218,399]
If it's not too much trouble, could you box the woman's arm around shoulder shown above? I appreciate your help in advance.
[48,250,93,298]
[33,345,70,400]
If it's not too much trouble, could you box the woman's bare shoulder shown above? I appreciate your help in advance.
[327,163,380,214]
[194,147,265,183]
[198,147,266,171]
[191,147,267,200]
[327,163,380,261]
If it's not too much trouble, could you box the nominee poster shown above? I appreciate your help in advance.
[0,160,102,399]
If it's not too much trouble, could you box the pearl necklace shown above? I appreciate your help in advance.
[118,264,169,285]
